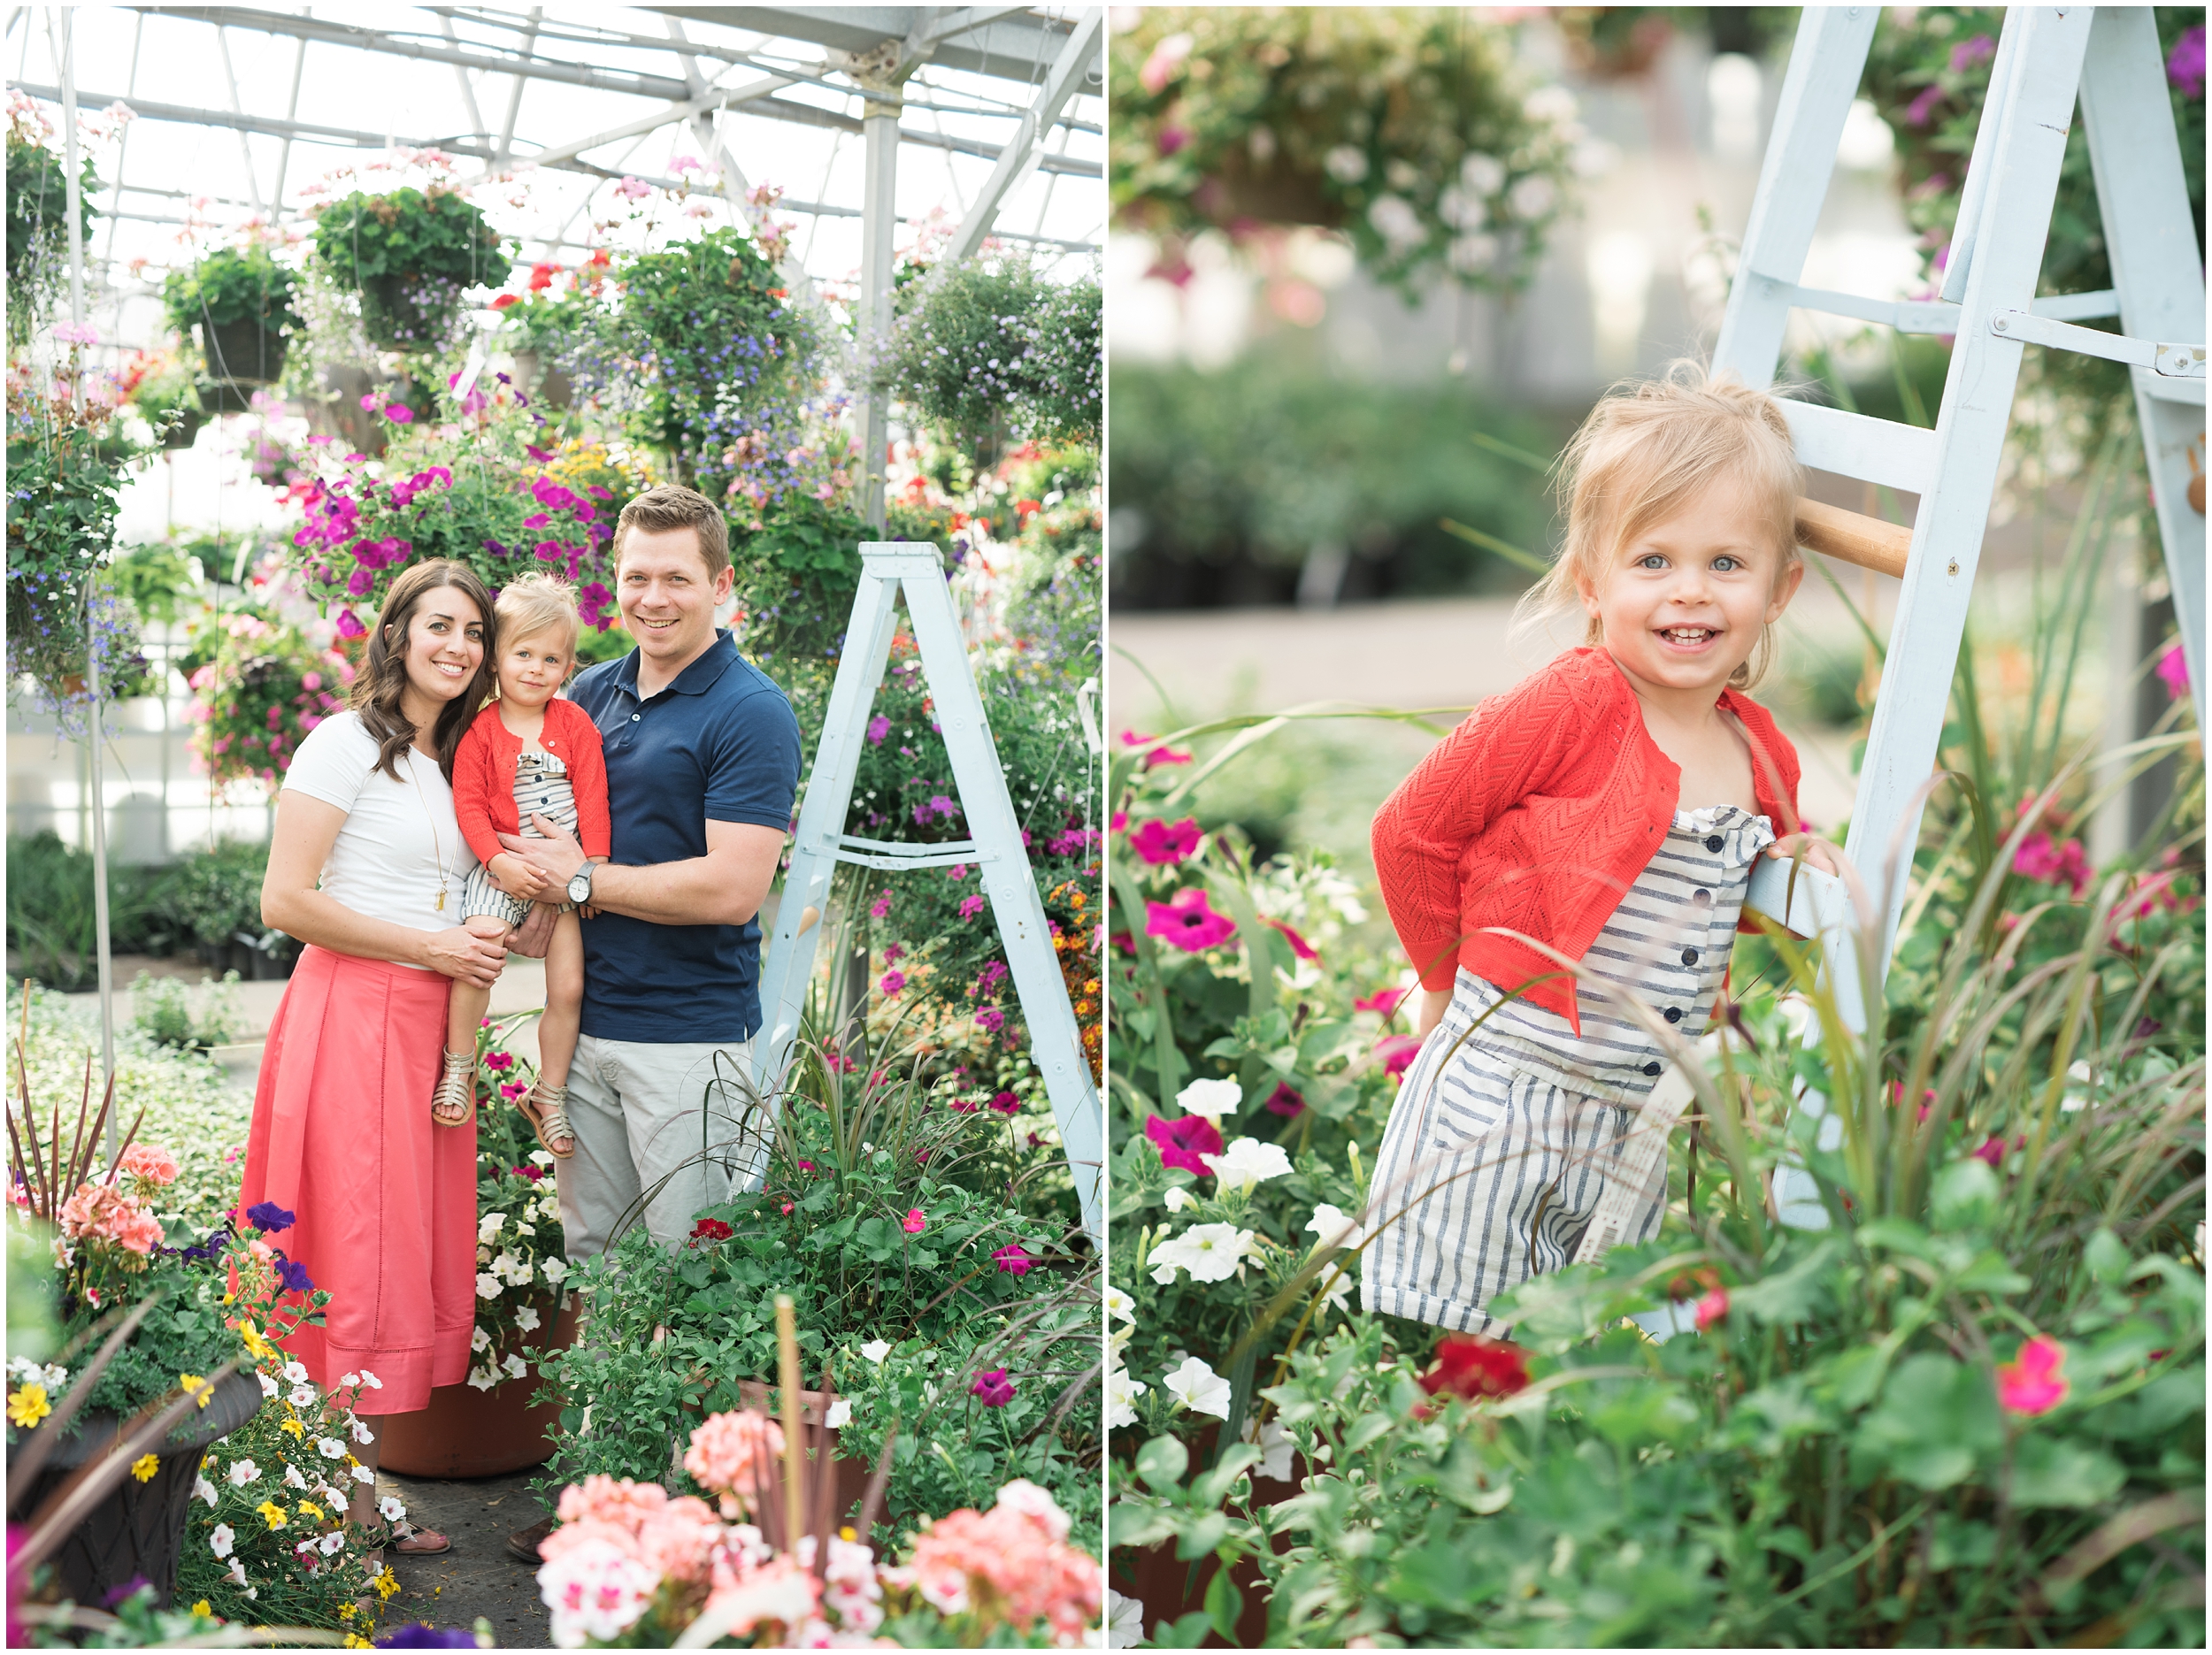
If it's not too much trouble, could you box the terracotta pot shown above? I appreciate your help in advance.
[376,1296,581,1478]
[203,318,288,387]
[732,1382,874,1530]
[14,1369,265,1609]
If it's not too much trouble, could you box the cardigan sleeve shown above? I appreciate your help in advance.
[451,713,508,868]
[557,700,612,860]
[1371,663,1580,992]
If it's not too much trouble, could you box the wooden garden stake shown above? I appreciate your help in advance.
[774,1293,806,1545]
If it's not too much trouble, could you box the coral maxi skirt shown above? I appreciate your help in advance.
[238,946,477,1414]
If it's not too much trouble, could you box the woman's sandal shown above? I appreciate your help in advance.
[431,1049,476,1129]
[521,1080,577,1160]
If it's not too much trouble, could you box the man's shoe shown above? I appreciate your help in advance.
[506,1513,557,1564]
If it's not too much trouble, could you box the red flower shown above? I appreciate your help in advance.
[1128,816,1202,865]
[528,261,558,290]
[490,292,520,310]
[1694,1287,1730,1331]
[688,1217,733,1244]
[1417,1334,1528,1401]
[1145,1113,1224,1175]
[1145,886,1235,953]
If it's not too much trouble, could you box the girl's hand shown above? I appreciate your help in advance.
[488,852,549,900]
[421,926,507,986]
[1765,833,1842,876]
[576,904,603,921]
[1415,985,1454,1040]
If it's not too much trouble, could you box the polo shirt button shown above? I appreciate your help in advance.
[632,714,641,722]
[1681,946,1700,967]
[1642,1061,1663,1077]
[1693,888,1711,904]
[1664,1006,1683,1023]
[1706,834,1724,853]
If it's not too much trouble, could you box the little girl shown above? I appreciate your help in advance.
[433,573,610,1158]
[1362,364,1835,1337]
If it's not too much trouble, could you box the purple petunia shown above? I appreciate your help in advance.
[245,1201,296,1235]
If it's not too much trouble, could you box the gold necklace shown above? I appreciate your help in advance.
[403,745,452,913]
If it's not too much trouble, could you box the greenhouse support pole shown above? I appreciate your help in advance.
[856,88,899,533]
[58,6,119,1157]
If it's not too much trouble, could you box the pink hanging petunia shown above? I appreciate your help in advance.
[1129,817,1202,865]
[2156,642,2191,701]
[1997,1334,2070,1414]
[991,1243,1034,1276]
[1145,886,1235,953]
[1263,1081,1305,1117]
[1145,1113,1224,1175]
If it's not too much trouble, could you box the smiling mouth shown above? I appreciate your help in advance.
[1659,626,1719,646]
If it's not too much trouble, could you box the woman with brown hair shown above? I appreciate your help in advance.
[238,559,513,1559]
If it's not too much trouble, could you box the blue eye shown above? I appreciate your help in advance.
[1713,555,1742,572]
[1638,554,1667,570]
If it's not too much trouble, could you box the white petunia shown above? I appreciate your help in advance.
[1460,151,1507,196]
[1210,1138,1294,1197]
[472,1326,492,1352]
[210,1523,235,1559]
[194,1474,219,1507]
[352,1463,374,1484]
[467,1365,497,1391]
[319,1530,346,1556]
[1148,1223,1257,1285]
[1162,1187,1194,1213]
[1162,1355,1233,1420]
[1304,1204,1367,1253]
[1506,175,1556,222]
[288,1383,318,1409]
[280,1361,308,1384]
[515,1221,536,1238]
[1243,1415,1295,1482]
[515,1306,541,1333]
[1367,195,1425,253]
[1107,1589,1147,1649]
[502,1352,529,1380]
[1106,1365,1148,1430]
[859,1339,892,1365]
[1175,1078,1241,1120]
[1448,234,1502,276]
[340,1373,360,1390]
[227,1459,260,1487]
[225,1559,248,1588]
[528,1149,555,1168]
[1523,85,1579,126]
[825,1398,853,1430]
[256,1371,278,1400]
[478,1212,505,1244]
[1323,144,1368,184]
[349,1416,373,1444]
[356,1369,382,1390]
[1103,1285,1136,1324]
[283,1464,309,1490]
[380,1495,407,1523]
[1438,185,1487,233]
[538,1258,569,1286]
[316,1437,345,1460]
[476,1272,503,1299]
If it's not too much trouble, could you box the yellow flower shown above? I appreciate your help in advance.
[279,1416,304,1437]
[6,1384,50,1429]
[298,1501,325,1524]
[129,1453,160,1483]
[373,1567,399,1600]
[189,1599,214,1621]
[344,1636,373,1649]
[239,1320,274,1360]
[338,1603,357,1621]
[257,1499,288,1529]
[180,1373,213,1408]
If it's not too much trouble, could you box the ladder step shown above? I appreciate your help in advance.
[1794,497,1911,579]
[1991,310,2207,377]
[831,834,988,871]
[1777,400,1937,494]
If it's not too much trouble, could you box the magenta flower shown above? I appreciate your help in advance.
[2157,642,2190,701]
[1905,83,1944,126]
[1997,1335,2070,1414]
[970,1368,1015,1407]
[1145,886,1235,953]
[991,1243,1034,1276]
[1376,1036,1422,1077]
[1263,1082,1305,1117]
[2014,832,2091,898]
[1263,917,1318,961]
[1129,817,1201,865]
[2169,24,2205,98]
[988,1091,1019,1115]
[1694,1287,1730,1333]
[1354,988,1407,1018]
[382,402,414,425]
[484,1052,514,1071]
[336,609,366,640]
[870,889,892,919]
[902,1208,927,1235]
[958,894,986,920]
[1145,1113,1224,1175]
[1948,33,1995,72]
[976,1006,1005,1035]
[866,715,890,746]
[879,970,906,997]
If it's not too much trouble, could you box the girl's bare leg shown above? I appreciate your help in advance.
[435,916,506,1125]
[522,910,584,1156]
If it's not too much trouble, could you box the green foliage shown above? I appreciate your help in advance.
[4,425,136,706]
[5,127,96,341]
[1110,8,1583,297]
[127,969,247,1054]
[160,244,301,336]
[182,595,351,793]
[5,835,166,991]
[159,839,277,957]
[106,539,202,626]
[312,186,511,349]
[880,257,1102,459]
[1108,356,1563,605]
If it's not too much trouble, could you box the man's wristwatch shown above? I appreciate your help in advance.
[566,863,595,906]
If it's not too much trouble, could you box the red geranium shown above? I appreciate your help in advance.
[1417,1334,1529,1402]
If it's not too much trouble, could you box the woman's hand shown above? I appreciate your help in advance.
[1764,834,1842,876]
[420,925,509,986]
[488,851,549,901]
[1415,985,1454,1040]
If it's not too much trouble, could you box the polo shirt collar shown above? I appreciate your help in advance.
[617,628,740,701]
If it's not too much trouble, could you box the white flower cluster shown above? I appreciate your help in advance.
[6,1356,67,1392]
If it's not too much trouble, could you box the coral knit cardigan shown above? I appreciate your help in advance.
[1371,647,1801,1035]
[452,697,611,870]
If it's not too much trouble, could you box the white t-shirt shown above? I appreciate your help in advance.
[280,710,480,965]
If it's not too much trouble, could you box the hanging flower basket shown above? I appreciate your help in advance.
[164,245,300,386]
[312,187,511,354]
[202,319,288,387]
[1110,8,1586,296]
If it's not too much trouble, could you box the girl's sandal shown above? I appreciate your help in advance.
[431,1049,476,1129]
[522,1080,577,1160]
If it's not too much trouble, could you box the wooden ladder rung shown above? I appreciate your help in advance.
[1794,496,1912,578]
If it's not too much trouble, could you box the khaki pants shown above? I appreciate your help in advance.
[554,1034,764,1260]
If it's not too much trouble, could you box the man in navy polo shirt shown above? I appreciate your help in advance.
[493,483,800,1263]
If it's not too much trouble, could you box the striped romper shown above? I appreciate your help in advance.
[1361,804,1774,1336]
[458,750,579,928]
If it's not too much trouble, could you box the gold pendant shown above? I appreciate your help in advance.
[436,889,447,912]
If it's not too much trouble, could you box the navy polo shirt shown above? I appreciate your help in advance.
[568,629,801,1045]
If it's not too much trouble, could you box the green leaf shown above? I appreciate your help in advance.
[1203,1561,1244,1640]
[1930,1158,2001,1232]
[1109,1503,1180,1549]
[1176,1509,1232,1560]
[1729,1241,1839,1327]
[2083,1227,2131,1284]
[1155,1610,1213,1648]
[1135,1435,1190,1494]
[2009,1436,2127,1509]
[1853,1352,2001,1491]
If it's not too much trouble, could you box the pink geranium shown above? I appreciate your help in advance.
[1128,817,1202,865]
[679,1411,784,1518]
[1145,886,1235,953]
[991,1243,1034,1276]
[958,894,986,920]
[2013,831,2091,898]
[119,1145,179,1188]
[898,1485,1098,1640]
[1997,1334,2070,1415]
[902,1207,928,1234]
[1694,1287,1730,1332]
[1144,1112,1223,1174]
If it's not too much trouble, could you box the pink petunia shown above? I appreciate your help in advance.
[1263,917,1318,961]
[2157,642,2191,701]
[866,715,890,746]
[869,889,892,919]
[1996,1334,2070,1414]
[1694,1287,1730,1332]
[991,1243,1034,1276]
[1144,1113,1223,1175]
[1263,1081,1305,1117]
[902,1207,927,1235]
[1119,730,1194,768]
[1145,886,1235,953]
[958,894,986,920]
[1376,1035,1422,1077]
[988,1090,1020,1115]
[2170,24,2206,98]
[1354,988,1407,1018]
[879,970,905,997]
[1128,817,1202,865]
[2013,832,2091,899]
[382,402,414,425]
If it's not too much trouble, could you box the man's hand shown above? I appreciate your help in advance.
[1764,834,1843,876]
[496,816,589,889]
[506,902,557,960]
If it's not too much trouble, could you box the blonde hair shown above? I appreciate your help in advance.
[1519,360,1803,690]
[495,573,581,659]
